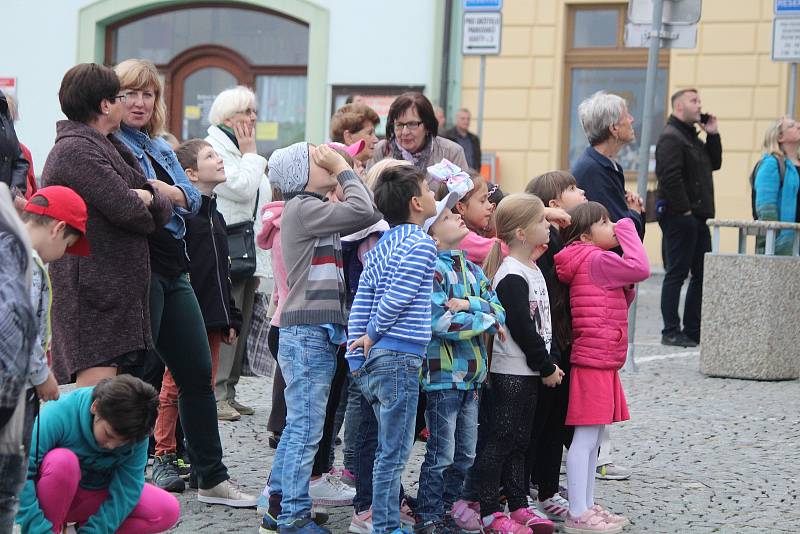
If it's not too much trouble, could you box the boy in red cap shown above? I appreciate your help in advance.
[19,185,89,455]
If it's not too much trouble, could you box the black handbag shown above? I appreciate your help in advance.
[226,191,259,281]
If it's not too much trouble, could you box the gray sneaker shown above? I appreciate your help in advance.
[198,479,258,507]
[595,463,631,480]
[152,453,186,493]
[228,398,255,415]
[217,399,241,421]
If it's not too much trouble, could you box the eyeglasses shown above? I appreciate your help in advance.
[237,108,258,116]
[124,90,156,103]
[395,121,423,132]
[112,94,127,103]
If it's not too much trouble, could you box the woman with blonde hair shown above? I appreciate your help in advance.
[753,116,800,255]
[114,59,256,507]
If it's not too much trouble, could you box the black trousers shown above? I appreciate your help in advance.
[658,213,711,340]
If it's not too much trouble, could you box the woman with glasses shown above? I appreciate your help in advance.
[41,63,172,386]
[205,86,271,422]
[753,117,800,255]
[368,92,469,182]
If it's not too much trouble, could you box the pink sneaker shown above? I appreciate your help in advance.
[509,508,555,534]
[483,512,533,534]
[591,505,629,527]
[340,468,356,486]
[451,500,482,533]
[562,509,622,534]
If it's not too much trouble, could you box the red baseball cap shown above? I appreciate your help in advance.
[24,186,90,256]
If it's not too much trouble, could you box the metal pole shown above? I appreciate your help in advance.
[626,0,665,373]
[788,62,797,117]
[477,55,486,139]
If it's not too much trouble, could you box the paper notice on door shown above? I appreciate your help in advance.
[184,105,201,120]
[256,121,279,141]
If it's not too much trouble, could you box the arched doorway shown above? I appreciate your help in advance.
[103,3,309,155]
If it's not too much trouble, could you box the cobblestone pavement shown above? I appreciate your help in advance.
[166,274,800,533]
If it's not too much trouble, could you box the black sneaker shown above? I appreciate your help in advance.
[661,332,698,347]
[152,453,186,493]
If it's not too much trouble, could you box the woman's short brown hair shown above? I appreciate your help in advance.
[59,63,120,124]
[330,104,380,143]
[115,59,167,136]
[385,92,438,144]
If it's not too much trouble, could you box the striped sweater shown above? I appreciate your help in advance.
[346,224,438,370]
[422,250,505,392]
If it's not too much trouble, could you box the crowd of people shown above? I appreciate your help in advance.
[0,56,796,534]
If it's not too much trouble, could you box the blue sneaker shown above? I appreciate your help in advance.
[259,512,278,534]
[278,517,332,534]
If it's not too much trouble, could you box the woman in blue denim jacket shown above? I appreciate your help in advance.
[113,59,256,507]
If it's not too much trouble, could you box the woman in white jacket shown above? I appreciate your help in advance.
[206,86,271,420]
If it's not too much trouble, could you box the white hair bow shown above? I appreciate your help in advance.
[427,159,474,200]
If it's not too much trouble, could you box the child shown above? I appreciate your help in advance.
[524,171,586,521]
[146,139,243,493]
[0,182,36,533]
[476,193,564,534]
[15,375,180,533]
[263,142,378,534]
[346,164,438,534]
[415,192,506,534]
[553,202,650,533]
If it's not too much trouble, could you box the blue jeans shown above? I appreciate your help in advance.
[270,325,338,525]
[352,389,378,513]
[342,374,363,473]
[416,388,481,523]
[353,349,422,534]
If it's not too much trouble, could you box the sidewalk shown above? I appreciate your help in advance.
[168,274,800,533]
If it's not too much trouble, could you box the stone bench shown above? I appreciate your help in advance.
[700,220,800,381]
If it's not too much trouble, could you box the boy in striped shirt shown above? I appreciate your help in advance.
[346,165,437,534]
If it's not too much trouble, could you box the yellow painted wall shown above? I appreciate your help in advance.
[463,0,785,266]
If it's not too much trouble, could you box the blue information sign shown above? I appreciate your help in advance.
[776,0,800,14]
[464,0,503,11]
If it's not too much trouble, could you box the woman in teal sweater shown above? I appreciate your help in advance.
[755,117,800,255]
[16,375,179,533]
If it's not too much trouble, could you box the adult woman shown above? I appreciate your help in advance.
[330,103,380,176]
[41,63,171,387]
[114,59,254,507]
[754,117,800,255]
[368,92,468,181]
[205,86,271,420]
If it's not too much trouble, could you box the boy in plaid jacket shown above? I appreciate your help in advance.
[415,199,506,532]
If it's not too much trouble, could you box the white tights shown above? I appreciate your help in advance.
[566,424,607,517]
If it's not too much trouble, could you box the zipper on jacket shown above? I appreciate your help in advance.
[209,207,231,326]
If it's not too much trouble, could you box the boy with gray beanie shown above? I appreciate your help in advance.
[262,142,380,534]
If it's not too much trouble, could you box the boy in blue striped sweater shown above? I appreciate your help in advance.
[347,165,438,534]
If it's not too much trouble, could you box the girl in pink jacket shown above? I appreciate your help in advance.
[553,202,650,534]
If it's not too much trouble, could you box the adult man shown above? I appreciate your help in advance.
[435,106,447,130]
[655,89,722,348]
[443,108,482,171]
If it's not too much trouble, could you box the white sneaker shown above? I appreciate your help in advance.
[198,479,258,507]
[537,492,570,522]
[349,508,373,533]
[595,463,631,480]
[309,473,356,506]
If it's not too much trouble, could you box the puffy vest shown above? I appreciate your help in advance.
[554,242,629,370]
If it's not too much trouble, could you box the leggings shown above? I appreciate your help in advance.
[34,448,179,533]
[476,373,538,517]
[566,425,606,517]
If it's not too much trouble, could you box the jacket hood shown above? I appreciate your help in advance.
[342,219,390,242]
[554,241,598,284]
[256,200,285,251]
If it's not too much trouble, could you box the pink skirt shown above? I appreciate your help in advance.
[565,365,629,426]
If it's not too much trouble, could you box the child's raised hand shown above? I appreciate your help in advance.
[446,298,470,313]
[543,207,571,228]
[529,242,549,262]
[541,364,564,388]
[35,371,60,402]
[312,144,350,176]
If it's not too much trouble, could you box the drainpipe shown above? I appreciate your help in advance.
[439,0,453,115]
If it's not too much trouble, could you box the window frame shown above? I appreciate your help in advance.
[561,3,670,174]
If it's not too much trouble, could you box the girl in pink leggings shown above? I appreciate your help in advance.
[15,375,180,533]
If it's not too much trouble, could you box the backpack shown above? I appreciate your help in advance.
[750,155,785,219]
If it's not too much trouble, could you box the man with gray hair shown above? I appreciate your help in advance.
[571,91,645,238]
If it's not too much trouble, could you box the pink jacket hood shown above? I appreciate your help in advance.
[553,241,597,286]
[256,200,284,251]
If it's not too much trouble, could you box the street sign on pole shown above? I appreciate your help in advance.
[773,16,800,60]
[628,0,701,24]
[775,0,800,15]
[624,22,698,48]
[463,0,502,11]
[462,12,502,55]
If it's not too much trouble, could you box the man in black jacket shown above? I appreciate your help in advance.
[655,88,722,347]
[442,108,482,171]
[0,92,29,199]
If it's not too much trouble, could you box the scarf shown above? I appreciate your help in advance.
[391,135,434,173]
